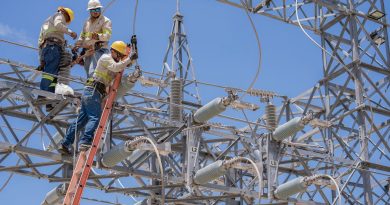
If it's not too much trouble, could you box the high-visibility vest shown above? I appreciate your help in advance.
[92,54,133,87]
[38,12,73,47]
[78,15,112,48]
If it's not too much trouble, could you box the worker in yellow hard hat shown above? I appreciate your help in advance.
[74,0,112,77]
[37,6,77,111]
[59,40,140,154]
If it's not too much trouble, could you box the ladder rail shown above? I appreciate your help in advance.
[62,71,123,205]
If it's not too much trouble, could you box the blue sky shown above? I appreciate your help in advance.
[1,0,386,204]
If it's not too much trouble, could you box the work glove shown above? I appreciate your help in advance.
[130,50,138,61]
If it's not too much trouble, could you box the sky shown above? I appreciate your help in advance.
[0,0,387,204]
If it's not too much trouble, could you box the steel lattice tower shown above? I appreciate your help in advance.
[218,0,390,204]
[0,1,389,205]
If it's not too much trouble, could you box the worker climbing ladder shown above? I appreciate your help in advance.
[61,70,123,205]
[62,35,137,205]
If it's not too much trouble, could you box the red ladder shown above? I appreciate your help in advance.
[62,71,123,205]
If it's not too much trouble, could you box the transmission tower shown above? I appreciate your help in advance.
[0,0,389,205]
[218,0,390,204]
[157,2,202,122]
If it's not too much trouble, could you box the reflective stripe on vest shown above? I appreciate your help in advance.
[94,70,112,82]
[80,29,112,38]
[44,27,59,35]
[102,29,112,34]
[42,74,55,81]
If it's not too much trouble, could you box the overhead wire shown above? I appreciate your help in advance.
[321,174,342,205]
[125,136,165,204]
[0,39,278,99]
[133,0,139,35]
[0,39,38,51]
[0,3,387,204]
[0,4,282,202]
[234,157,263,202]
[238,0,263,100]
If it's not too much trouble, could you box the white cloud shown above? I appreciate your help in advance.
[0,22,34,47]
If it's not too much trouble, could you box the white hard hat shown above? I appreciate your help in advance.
[87,0,103,10]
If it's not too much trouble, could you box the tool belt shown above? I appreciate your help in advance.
[44,37,64,47]
[86,78,106,96]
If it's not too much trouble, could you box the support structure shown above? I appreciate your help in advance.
[0,1,389,204]
[158,6,202,123]
[218,0,390,204]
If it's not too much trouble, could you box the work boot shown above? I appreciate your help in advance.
[58,144,71,155]
[78,143,91,152]
[55,83,74,96]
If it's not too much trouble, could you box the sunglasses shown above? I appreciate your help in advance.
[89,8,101,13]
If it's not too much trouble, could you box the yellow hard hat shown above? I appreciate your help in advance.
[59,7,74,23]
[111,41,127,55]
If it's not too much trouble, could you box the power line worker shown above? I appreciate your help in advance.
[74,0,112,77]
[38,7,77,96]
[59,41,138,154]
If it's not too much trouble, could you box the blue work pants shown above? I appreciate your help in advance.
[61,86,103,148]
[84,48,109,77]
[40,44,61,93]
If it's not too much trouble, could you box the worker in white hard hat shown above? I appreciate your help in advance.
[59,41,140,154]
[38,7,77,111]
[74,0,113,77]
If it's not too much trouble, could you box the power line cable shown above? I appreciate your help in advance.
[0,39,38,50]
[133,0,139,35]
[238,0,262,100]
[0,39,278,98]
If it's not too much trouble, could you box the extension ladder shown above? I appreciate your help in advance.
[62,71,123,205]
